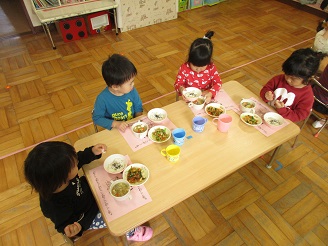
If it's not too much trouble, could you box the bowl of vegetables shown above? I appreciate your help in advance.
[205,103,226,117]
[240,112,262,126]
[147,125,171,143]
[131,121,148,139]
[123,163,150,186]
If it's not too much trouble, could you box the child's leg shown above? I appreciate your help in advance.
[88,211,107,229]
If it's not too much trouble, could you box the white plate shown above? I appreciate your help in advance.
[182,87,202,102]
[103,154,127,174]
[148,125,171,143]
[205,103,226,117]
[263,112,284,127]
[240,113,262,126]
[123,163,150,186]
[147,108,167,123]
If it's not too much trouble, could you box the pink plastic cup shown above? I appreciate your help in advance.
[212,114,232,133]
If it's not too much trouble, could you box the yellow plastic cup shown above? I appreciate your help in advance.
[161,145,181,163]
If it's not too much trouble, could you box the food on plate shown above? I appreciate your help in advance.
[151,128,170,142]
[206,106,224,116]
[242,115,260,125]
[126,167,147,184]
[184,91,199,98]
[241,101,255,108]
[267,117,282,126]
[111,182,130,197]
[110,158,125,171]
[149,113,165,121]
[133,124,147,133]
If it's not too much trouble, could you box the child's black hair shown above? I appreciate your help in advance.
[282,48,321,85]
[24,141,77,200]
[187,30,214,67]
[102,54,137,87]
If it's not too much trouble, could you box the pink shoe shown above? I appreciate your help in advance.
[127,226,153,242]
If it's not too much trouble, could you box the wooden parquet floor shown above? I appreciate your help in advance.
[0,0,327,245]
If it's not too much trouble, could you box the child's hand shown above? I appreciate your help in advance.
[274,100,285,109]
[112,121,128,132]
[64,222,82,237]
[179,87,189,102]
[92,144,107,155]
[202,91,212,104]
[265,91,274,101]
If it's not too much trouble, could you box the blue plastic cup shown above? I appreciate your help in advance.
[172,128,186,146]
[192,116,208,133]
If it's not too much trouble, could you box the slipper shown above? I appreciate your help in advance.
[127,226,153,242]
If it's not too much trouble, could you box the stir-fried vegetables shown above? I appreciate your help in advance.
[151,128,169,142]
[206,106,223,116]
[242,115,259,125]
[127,167,146,184]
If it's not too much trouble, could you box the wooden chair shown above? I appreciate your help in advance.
[292,77,327,147]
[309,77,328,137]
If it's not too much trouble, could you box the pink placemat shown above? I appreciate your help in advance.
[190,88,239,116]
[119,116,177,151]
[87,155,152,222]
[240,97,289,137]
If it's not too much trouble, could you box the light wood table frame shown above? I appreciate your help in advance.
[74,80,300,240]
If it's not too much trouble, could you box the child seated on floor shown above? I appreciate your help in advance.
[260,48,321,122]
[174,30,222,104]
[93,54,143,132]
[24,141,153,242]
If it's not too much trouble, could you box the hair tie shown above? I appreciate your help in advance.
[203,36,210,40]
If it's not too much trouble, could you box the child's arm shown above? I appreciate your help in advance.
[64,222,82,238]
[93,97,115,130]
[260,76,278,102]
[207,64,222,101]
[174,64,187,94]
[275,88,314,122]
[77,146,103,168]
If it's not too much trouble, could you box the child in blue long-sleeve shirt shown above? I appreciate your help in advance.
[93,54,143,131]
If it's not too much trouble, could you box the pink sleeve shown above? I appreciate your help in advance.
[208,64,222,98]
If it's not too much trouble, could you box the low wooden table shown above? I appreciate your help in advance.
[74,80,300,239]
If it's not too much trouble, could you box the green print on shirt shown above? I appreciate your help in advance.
[111,100,133,121]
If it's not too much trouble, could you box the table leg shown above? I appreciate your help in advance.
[266,145,282,169]
[113,8,119,35]
[43,23,56,50]
[121,235,129,246]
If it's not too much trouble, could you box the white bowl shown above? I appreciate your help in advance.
[205,103,226,117]
[264,112,284,127]
[147,108,167,124]
[240,113,262,126]
[109,179,131,201]
[131,121,148,139]
[123,163,150,186]
[240,98,256,113]
[148,125,171,143]
[103,154,127,174]
[182,87,202,102]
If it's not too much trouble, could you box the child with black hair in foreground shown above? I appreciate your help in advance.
[260,48,321,122]
[174,30,222,104]
[24,141,153,242]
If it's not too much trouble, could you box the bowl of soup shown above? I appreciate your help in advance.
[131,121,148,139]
[109,179,131,201]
